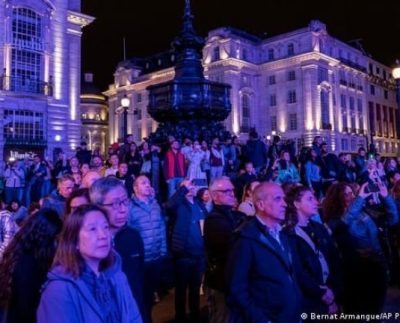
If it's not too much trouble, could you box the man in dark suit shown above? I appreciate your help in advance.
[225,182,302,323]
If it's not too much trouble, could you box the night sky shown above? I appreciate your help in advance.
[81,0,400,91]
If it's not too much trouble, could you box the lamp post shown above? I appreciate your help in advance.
[120,94,130,141]
[392,61,400,147]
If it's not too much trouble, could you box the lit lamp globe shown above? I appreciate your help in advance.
[121,95,130,108]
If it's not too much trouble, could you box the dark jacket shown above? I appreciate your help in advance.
[286,221,342,314]
[42,190,66,217]
[114,226,145,321]
[171,197,207,257]
[242,139,268,169]
[203,204,247,291]
[37,254,142,323]
[226,218,302,323]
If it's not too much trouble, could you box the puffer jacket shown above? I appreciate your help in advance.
[128,196,167,262]
[37,253,142,323]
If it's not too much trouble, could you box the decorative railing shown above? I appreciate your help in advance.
[0,75,52,96]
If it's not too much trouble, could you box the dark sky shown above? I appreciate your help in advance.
[81,0,400,90]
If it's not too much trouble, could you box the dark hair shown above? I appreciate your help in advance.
[53,204,114,278]
[196,187,209,202]
[284,185,312,229]
[64,188,90,218]
[322,183,352,223]
[0,208,62,307]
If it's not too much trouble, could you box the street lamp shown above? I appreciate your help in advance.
[392,61,400,143]
[120,94,130,141]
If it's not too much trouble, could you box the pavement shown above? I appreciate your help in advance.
[152,287,400,323]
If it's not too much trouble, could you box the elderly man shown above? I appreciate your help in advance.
[128,175,167,323]
[225,182,301,323]
[42,174,75,217]
[203,176,246,323]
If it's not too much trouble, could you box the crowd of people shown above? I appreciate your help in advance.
[0,130,399,323]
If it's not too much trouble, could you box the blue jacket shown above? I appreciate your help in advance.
[343,196,398,254]
[226,218,302,323]
[128,196,167,262]
[37,254,142,323]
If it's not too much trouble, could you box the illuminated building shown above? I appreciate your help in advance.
[0,0,94,165]
[106,20,399,155]
[80,73,108,155]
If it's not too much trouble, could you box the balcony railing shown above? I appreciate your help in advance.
[5,136,47,146]
[0,75,53,96]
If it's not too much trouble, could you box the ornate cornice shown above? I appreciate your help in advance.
[67,11,95,28]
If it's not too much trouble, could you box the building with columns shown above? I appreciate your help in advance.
[80,73,108,155]
[0,0,93,165]
[105,20,399,155]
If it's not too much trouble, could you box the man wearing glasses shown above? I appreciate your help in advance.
[90,176,145,322]
[204,176,247,323]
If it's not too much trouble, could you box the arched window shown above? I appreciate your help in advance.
[11,8,44,94]
[241,94,251,133]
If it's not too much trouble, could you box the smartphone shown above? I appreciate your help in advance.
[365,182,380,193]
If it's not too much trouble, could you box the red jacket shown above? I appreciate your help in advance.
[163,149,186,180]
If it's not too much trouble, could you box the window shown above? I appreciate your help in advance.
[349,97,355,130]
[287,70,296,81]
[341,139,349,151]
[320,91,330,128]
[136,93,142,103]
[370,85,375,95]
[11,8,44,94]
[270,94,277,107]
[340,94,347,108]
[341,105,347,130]
[136,109,142,120]
[287,90,296,104]
[271,116,277,131]
[289,113,297,130]
[287,43,294,56]
[213,47,220,61]
[357,99,364,131]
[351,139,357,151]
[383,70,387,80]
[268,75,276,85]
[384,90,388,100]
[318,67,328,83]
[242,48,248,61]
[4,109,45,141]
[268,49,274,60]
[241,94,251,133]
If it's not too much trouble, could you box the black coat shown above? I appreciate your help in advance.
[171,198,207,257]
[286,221,343,314]
[203,205,247,291]
[113,226,145,321]
[226,218,302,323]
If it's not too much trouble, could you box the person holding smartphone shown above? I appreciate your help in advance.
[323,181,398,315]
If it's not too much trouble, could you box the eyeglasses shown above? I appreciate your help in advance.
[214,188,235,195]
[101,198,130,209]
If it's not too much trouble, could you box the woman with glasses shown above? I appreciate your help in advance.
[90,176,146,322]
[37,204,142,323]
[284,186,341,317]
